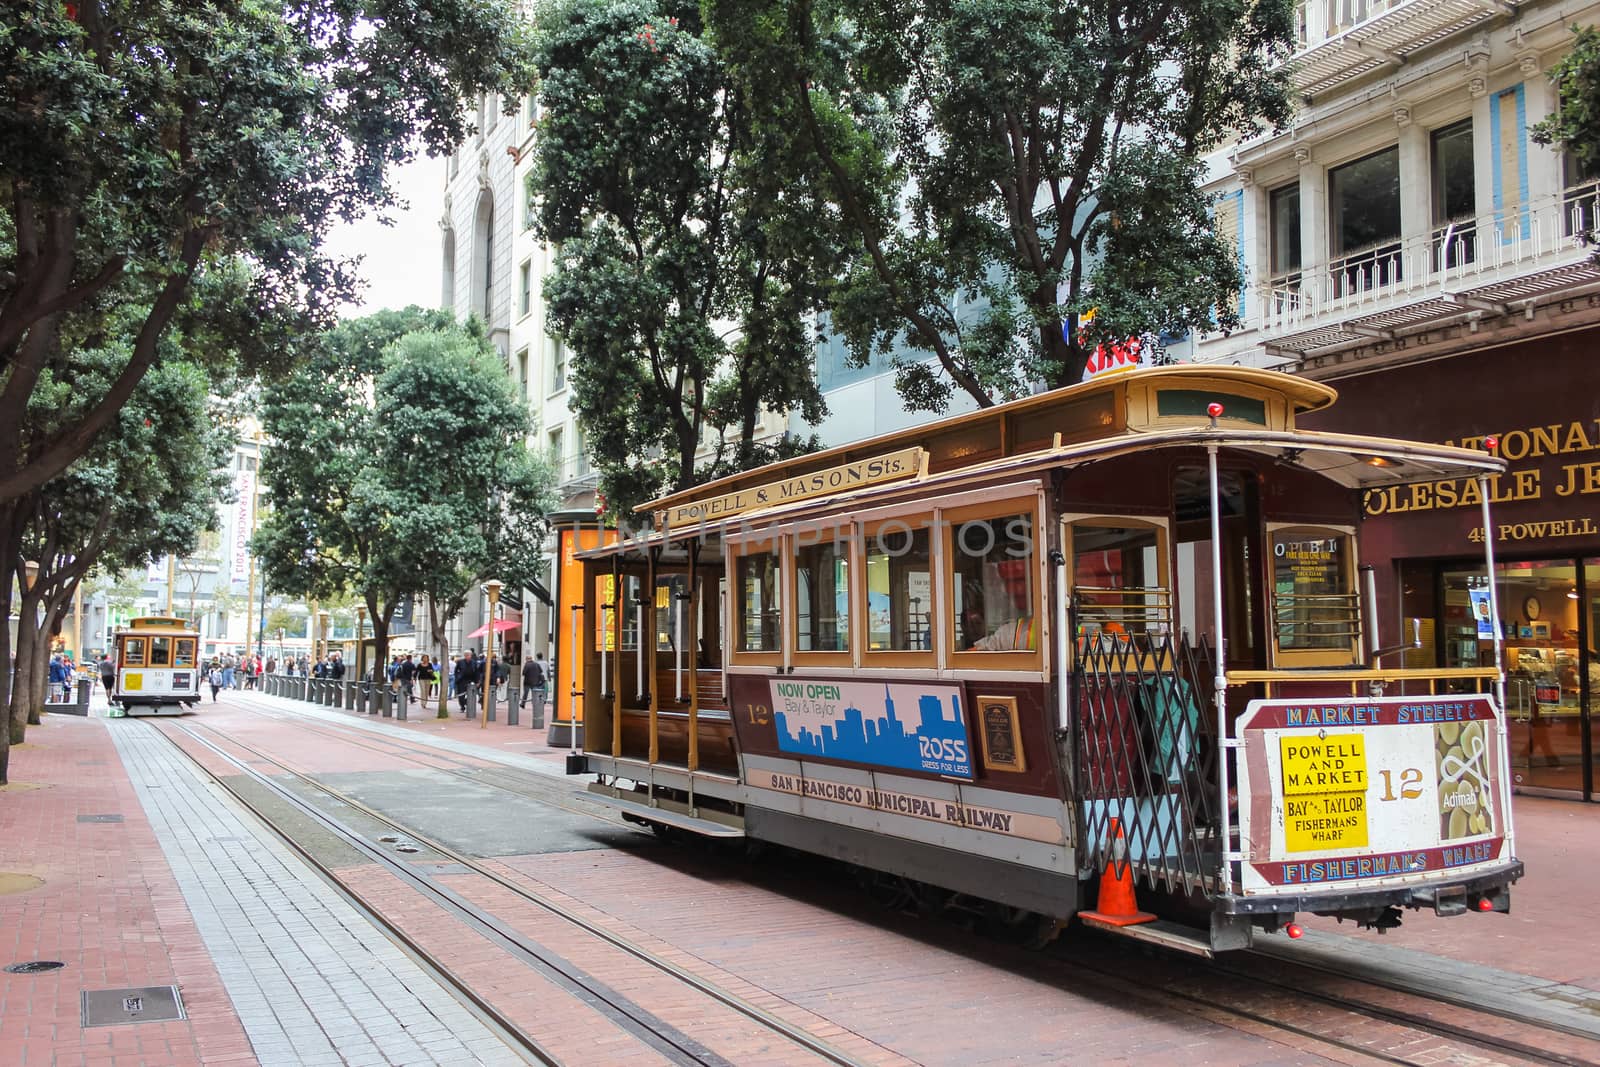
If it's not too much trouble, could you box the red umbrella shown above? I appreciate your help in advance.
[466,618,521,640]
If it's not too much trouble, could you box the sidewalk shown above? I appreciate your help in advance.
[0,701,526,1067]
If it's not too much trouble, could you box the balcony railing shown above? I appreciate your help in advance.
[1287,0,1515,96]
[1254,186,1600,339]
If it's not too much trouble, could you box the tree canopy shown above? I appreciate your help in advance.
[1,356,227,782]
[705,0,1297,410]
[253,310,554,678]
[529,0,833,514]
[0,0,537,506]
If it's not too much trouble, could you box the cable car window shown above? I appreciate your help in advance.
[1271,528,1357,653]
[796,536,850,653]
[736,551,781,653]
[866,523,932,652]
[148,637,173,666]
[1071,522,1170,643]
[953,515,1036,651]
[174,639,196,668]
[123,638,146,666]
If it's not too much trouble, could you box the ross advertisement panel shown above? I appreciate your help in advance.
[1234,694,1513,893]
[768,678,974,779]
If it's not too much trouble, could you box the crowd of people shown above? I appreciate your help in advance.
[45,643,550,718]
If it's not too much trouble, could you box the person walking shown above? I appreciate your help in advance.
[416,654,436,708]
[397,653,416,705]
[47,654,67,704]
[98,653,117,702]
[207,663,223,702]
[521,654,546,715]
[453,652,479,716]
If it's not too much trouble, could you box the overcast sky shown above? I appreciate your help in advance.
[322,154,446,318]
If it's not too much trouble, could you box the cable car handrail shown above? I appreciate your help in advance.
[1227,666,1500,684]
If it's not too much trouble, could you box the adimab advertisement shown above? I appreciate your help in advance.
[1235,694,1511,892]
[768,679,974,779]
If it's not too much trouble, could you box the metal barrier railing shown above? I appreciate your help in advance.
[1075,633,1222,899]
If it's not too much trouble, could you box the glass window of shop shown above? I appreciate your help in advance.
[1441,559,1595,797]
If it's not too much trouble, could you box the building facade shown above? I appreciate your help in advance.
[1191,0,1600,801]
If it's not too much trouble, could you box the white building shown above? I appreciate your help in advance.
[1190,0,1600,372]
[1189,0,1600,804]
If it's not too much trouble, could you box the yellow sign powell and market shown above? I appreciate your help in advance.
[659,447,925,527]
[1281,733,1370,852]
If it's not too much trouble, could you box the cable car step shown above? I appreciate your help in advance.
[579,789,746,838]
[1078,916,1215,958]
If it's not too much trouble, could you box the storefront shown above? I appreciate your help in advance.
[1301,329,1600,801]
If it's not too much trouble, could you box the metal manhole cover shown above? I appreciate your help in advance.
[5,961,64,974]
[81,986,185,1027]
[76,814,124,824]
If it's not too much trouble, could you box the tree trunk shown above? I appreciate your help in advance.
[12,619,38,744]
[0,552,11,784]
[26,616,52,727]
[428,595,451,719]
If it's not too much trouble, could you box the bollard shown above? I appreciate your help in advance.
[354,682,366,715]
[531,691,546,729]
[343,680,354,711]
[378,687,392,718]
[487,687,496,723]
[395,686,408,722]
[507,687,519,727]
[464,684,477,720]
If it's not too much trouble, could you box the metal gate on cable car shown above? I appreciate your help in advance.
[561,366,1523,953]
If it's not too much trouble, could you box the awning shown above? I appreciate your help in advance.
[466,618,521,640]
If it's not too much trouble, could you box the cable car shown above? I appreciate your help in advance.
[112,616,201,715]
[563,366,1521,952]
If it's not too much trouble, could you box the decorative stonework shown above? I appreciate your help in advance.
[1393,106,1412,128]
[1294,146,1311,164]
[1469,76,1487,99]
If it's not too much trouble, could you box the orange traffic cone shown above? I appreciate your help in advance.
[1079,817,1156,927]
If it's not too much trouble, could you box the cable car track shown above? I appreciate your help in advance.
[152,716,883,1067]
[200,698,1587,1065]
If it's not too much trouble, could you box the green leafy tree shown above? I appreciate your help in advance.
[705,0,1296,410]
[1,359,227,782]
[530,0,832,513]
[0,0,538,689]
[373,330,557,711]
[254,312,555,691]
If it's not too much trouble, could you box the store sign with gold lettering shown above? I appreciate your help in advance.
[1362,418,1600,543]
[1232,695,1512,894]
[661,447,924,526]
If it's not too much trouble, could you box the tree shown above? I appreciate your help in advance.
[530,0,833,513]
[373,329,557,711]
[705,0,1296,410]
[1,359,226,783]
[254,312,555,691]
[0,0,538,691]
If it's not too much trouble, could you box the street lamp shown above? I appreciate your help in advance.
[482,579,502,729]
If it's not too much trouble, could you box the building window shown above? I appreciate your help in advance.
[1562,146,1600,237]
[441,228,456,311]
[1329,146,1402,292]
[1268,183,1301,279]
[547,425,564,468]
[516,348,529,396]
[574,425,591,477]
[796,535,850,653]
[550,336,566,392]
[518,260,532,318]
[1431,119,1476,268]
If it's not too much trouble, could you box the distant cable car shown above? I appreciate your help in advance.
[112,616,201,715]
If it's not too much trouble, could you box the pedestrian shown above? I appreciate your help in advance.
[330,652,345,680]
[47,654,67,704]
[207,663,223,702]
[397,653,416,703]
[453,652,479,715]
[98,653,117,700]
[490,655,508,705]
[416,654,436,707]
[221,653,235,690]
[521,654,546,713]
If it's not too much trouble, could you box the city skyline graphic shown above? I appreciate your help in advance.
[774,683,973,778]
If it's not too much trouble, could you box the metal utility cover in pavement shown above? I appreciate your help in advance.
[81,986,185,1027]
[76,814,124,823]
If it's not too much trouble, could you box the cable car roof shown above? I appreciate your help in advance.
[578,420,1504,561]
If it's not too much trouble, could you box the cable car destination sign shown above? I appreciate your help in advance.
[1232,694,1512,894]
[659,447,924,527]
